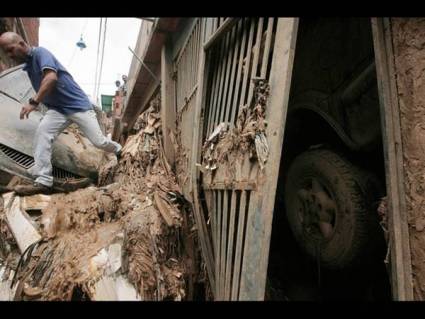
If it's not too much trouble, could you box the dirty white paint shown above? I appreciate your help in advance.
[3,193,42,254]
[105,242,122,275]
[92,275,140,301]
[0,266,17,301]
[22,194,51,211]
[87,236,139,300]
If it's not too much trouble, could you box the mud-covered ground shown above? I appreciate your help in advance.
[0,95,202,301]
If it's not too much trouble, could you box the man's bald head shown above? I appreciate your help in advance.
[0,32,24,45]
[0,31,30,63]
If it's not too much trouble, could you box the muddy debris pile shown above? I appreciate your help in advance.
[199,78,270,174]
[0,95,194,301]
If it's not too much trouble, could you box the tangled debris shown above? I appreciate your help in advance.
[199,78,270,174]
[0,93,195,301]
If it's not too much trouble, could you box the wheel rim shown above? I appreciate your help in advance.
[296,177,337,242]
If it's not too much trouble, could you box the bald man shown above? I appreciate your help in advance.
[0,32,122,195]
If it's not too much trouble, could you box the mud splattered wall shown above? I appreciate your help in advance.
[391,18,425,300]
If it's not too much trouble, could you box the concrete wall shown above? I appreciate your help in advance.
[126,20,154,103]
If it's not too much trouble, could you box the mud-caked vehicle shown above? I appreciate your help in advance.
[279,18,386,269]
[0,65,105,186]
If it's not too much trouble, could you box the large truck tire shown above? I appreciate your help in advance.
[284,149,383,269]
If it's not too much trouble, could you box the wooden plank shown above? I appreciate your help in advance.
[204,18,238,51]
[195,22,201,81]
[204,189,214,245]
[161,43,176,166]
[223,20,242,124]
[246,18,264,105]
[238,18,298,301]
[189,28,194,90]
[180,46,186,109]
[211,190,216,255]
[22,194,51,211]
[0,266,17,301]
[260,18,274,78]
[204,18,212,43]
[203,181,256,191]
[190,42,216,296]
[206,38,223,136]
[91,275,141,301]
[204,47,218,136]
[211,31,231,134]
[371,17,413,301]
[218,24,238,125]
[215,190,222,299]
[220,190,229,299]
[3,193,42,254]
[230,19,248,126]
[154,192,175,227]
[190,25,198,87]
[202,19,207,45]
[231,190,247,300]
[215,25,235,125]
[176,62,180,110]
[175,19,199,66]
[238,19,255,117]
[194,22,200,86]
[209,31,229,137]
[224,190,237,300]
[180,45,187,110]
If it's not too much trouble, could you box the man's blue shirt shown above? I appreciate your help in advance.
[23,47,92,115]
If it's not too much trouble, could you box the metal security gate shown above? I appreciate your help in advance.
[173,18,223,199]
[191,18,299,300]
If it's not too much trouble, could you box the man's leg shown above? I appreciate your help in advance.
[70,109,122,154]
[31,109,70,187]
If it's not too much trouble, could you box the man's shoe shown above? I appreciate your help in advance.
[53,177,93,193]
[14,182,52,196]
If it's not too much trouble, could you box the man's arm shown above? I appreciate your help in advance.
[20,69,58,119]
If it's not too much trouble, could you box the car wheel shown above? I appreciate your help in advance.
[284,149,384,269]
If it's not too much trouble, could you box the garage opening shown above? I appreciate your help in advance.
[266,18,392,300]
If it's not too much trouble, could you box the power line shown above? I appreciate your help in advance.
[96,18,108,102]
[93,18,103,98]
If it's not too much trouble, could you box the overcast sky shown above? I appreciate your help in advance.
[39,18,141,104]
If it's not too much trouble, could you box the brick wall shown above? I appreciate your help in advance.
[113,90,124,117]
[21,18,39,46]
[0,17,40,72]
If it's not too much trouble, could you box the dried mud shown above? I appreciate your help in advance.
[391,18,425,300]
[0,94,196,301]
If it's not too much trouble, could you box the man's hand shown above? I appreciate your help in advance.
[20,104,37,119]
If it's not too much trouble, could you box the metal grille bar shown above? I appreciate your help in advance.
[0,143,82,179]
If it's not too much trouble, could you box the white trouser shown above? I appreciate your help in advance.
[30,108,122,187]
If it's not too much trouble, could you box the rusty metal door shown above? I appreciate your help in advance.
[192,18,299,300]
